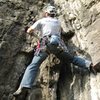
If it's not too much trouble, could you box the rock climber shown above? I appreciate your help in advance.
[13,5,97,96]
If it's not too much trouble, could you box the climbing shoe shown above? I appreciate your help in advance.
[13,87,29,97]
[90,64,97,75]
[93,62,100,72]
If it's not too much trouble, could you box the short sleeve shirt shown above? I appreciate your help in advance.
[30,17,61,37]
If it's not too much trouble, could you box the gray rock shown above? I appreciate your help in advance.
[0,0,100,100]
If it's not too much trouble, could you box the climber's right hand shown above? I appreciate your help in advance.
[27,27,34,34]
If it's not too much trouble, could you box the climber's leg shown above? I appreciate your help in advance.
[20,52,48,88]
[56,51,97,74]
[56,51,91,69]
[13,51,48,96]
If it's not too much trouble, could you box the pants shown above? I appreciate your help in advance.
[20,44,91,88]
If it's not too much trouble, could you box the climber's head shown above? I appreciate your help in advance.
[43,5,57,17]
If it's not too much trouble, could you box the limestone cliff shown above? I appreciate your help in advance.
[0,0,100,100]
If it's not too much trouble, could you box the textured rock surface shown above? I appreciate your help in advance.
[54,0,100,100]
[0,0,100,100]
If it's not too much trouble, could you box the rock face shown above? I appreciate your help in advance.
[54,0,100,100]
[0,0,100,100]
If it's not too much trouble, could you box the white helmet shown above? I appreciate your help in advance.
[44,5,57,15]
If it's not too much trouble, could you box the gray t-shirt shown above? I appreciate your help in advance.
[30,17,61,37]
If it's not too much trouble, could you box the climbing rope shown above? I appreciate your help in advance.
[47,55,51,100]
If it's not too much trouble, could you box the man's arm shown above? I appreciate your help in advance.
[27,27,34,34]
[26,19,41,35]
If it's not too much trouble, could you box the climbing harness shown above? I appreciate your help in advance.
[35,34,68,55]
[35,36,49,55]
